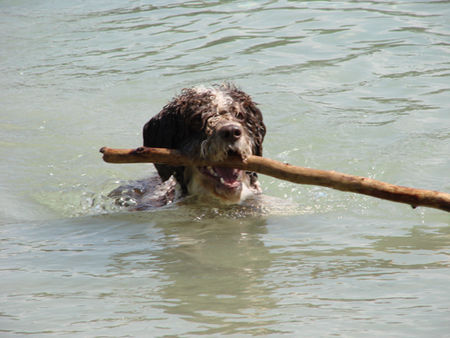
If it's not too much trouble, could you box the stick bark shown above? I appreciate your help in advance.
[100,146,450,212]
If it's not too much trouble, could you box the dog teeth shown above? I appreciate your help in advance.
[220,177,225,184]
[207,166,217,176]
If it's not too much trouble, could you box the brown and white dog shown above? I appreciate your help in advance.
[142,83,266,205]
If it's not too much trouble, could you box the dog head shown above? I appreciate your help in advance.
[143,84,266,203]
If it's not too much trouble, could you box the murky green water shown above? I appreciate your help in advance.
[1,1,449,336]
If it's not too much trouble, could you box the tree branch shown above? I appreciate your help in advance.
[100,146,450,212]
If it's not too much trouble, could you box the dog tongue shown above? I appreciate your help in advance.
[214,167,239,183]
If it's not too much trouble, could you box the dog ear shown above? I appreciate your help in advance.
[228,85,266,157]
[143,105,188,183]
[245,101,266,157]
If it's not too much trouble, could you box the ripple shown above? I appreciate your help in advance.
[2,2,450,335]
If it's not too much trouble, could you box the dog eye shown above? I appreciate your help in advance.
[189,113,204,131]
[235,112,245,121]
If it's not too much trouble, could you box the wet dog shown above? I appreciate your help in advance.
[141,83,266,205]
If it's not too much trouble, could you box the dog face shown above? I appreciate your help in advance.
[143,84,266,203]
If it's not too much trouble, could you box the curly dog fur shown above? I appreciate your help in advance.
[143,83,266,204]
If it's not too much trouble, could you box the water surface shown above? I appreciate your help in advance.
[1,1,449,336]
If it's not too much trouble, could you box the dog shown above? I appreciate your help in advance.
[141,83,266,205]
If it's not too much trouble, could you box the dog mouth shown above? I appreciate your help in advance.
[199,149,245,189]
[198,166,242,190]
[196,149,247,200]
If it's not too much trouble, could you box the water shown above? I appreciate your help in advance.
[1,0,449,336]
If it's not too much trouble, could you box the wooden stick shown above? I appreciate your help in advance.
[100,147,450,212]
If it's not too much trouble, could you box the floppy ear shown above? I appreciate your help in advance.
[227,85,266,157]
[242,101,265,190]
[143,104,188,183]
[244,101,266,157]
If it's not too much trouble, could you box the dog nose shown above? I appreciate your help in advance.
[219,124,242,142]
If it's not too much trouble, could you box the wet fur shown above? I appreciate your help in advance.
[142,83,266,204]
